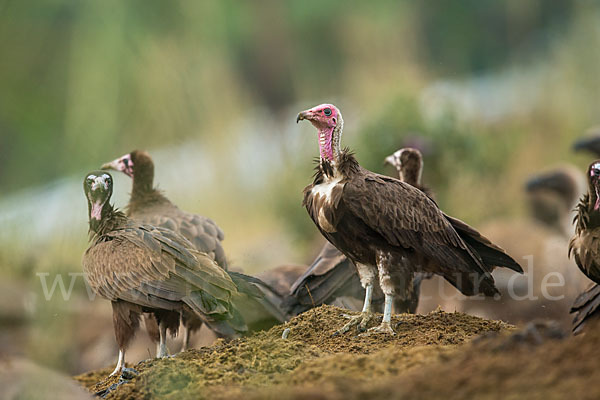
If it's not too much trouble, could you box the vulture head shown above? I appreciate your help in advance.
[588,161,600,211]
[297,104,344,162]
[84,171,114,225]
[102,150,155,191]
[384,147,423,185]
[573,126,600,157]
[525,166,584,231]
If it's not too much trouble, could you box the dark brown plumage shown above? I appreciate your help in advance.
[297,104,522,335]
[285,148,433,317]
[82,171,250,377]
[102,150,285,350]
[569,160,600,333]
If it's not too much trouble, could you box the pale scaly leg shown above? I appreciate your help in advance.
[109,350,124,377]
[157,322,169,358]
[334,263,376,335]
[364,251,396,335]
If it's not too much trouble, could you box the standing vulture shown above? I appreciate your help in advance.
[285,147,432,317]
[296,103,523,335]
[101,150,285,350]
[569,160,600,333]
[82,171,255,377]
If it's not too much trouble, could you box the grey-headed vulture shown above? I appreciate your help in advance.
[82,171,253,377]
[297,103,522,335]
[569,161,600,333]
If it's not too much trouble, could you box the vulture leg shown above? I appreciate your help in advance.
[364,251,397,335]
[109,301,141,376]
[157,321,169,358]
[334,263,376,335]
[109,350,125,377]
[181,327,191,352]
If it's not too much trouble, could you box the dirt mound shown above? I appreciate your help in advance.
[238,320,600,400]
[75,305,511,399]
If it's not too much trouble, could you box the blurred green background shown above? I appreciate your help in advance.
[1,0,600,375]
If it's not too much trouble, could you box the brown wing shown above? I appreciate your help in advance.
[284,242,384,316]
[131,205,228,268]
[289,242,348,293]
[571,283,600,334]
[341,172,499,296]
[82,224,242,332]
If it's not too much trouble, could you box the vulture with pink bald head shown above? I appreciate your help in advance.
[297,103,522,335]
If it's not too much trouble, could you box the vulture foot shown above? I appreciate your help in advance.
[360,321,396,336]
[333,311,373,336]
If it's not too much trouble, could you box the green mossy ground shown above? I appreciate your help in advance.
[75,305,599,400]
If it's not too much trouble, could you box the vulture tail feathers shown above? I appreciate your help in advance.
[446,215,523,273]
[228,271,287,324]
[571,283,600,335]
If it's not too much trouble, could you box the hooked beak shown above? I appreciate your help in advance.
[296,109,314,123]
[101,158,122,171]
[384,155,396,166]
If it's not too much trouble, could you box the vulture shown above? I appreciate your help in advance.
[296,103,522,335]
[285,147,432,317]
[102,150,284,350]
[82,171,257,377]
[525,166,583,237]
[437,166,586,326]
[573,126,600,157]
[569,160,600,334]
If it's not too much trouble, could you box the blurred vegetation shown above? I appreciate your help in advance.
[2,0,600,373]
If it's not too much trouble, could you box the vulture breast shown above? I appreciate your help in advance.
[310,176,344,233]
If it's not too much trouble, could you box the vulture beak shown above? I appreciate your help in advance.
[384,155,396,166]
[296,109,314,123]
[101,158,121,172]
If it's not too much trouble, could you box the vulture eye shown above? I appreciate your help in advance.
[323,108,332,116]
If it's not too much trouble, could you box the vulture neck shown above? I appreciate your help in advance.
[398,162,422,187]
[129,167,170,211]
[88,203,128,237]
[576,185,600,232]
[318,119,343,175]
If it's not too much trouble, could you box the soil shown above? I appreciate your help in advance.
[74,305,599,400]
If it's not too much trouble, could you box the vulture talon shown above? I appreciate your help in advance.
[360,322,396,336]
[334,311,372,335]
[120,368,138,380]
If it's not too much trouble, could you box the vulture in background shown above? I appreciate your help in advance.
[102,151,285,351]
[81,171,259,377]
[438,166,586,326]
[573,126,600,157]
[525,166,584,237]
[296,104,522,335]
[569,160,600,334]
[284,147,432,317]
